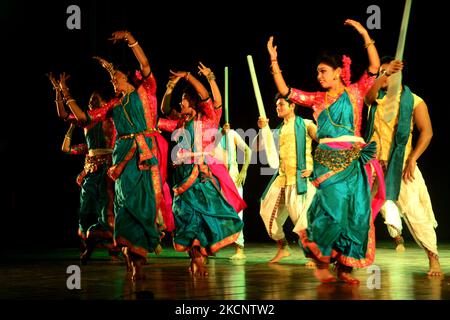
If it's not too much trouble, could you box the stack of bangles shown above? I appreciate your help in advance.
[167,81,176,90]
[270,60,282,75]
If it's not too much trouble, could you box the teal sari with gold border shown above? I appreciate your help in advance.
[299,91,375,268]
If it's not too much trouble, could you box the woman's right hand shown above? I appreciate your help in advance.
[267,36,278,61]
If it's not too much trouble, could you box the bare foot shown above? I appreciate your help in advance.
[314,268,337,283]
[269,248,290,263]
[394,236,405,252]
[337,271,360,285]
[305,260,316,269]
[121,247,132,272]
[189,257,208,277]
[154,244,162,255]
[131,257,146,281]
[80,243,94,265]
[230,247,246,260]
[427,255,443,277]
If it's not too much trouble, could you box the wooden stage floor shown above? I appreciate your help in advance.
[1,240,449,302]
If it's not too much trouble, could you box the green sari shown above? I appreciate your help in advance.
[87,74,164,258]
[171,119,244,256]
[299,91,376,268]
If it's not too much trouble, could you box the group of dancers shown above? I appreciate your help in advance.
[48,18,442,283]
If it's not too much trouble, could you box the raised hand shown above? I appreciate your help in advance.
[267,36,278,61]
[344,19,369,37]
[198,62,213,77]
[170,69,190,79]
[58,72,71,95]
[47,72,60,91]
[109,30,132,44]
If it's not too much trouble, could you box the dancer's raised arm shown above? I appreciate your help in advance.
[109,30,151,77]
[344,19,380,75]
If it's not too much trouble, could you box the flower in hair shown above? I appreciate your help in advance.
[341,55,352,87]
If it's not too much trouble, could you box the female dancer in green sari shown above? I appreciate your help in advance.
[267,19,383,284]
[159,69,245,276]
[62,31,172,281]
[48,73,118,263]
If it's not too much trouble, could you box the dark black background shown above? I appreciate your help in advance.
[2,0,449,249]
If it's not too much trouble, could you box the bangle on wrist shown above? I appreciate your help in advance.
[128,41,139,48]
[185,72,191,81]
[271,70,282,75]
[364,39,375,48]
[206,72,216,81]
[166,81,176,90]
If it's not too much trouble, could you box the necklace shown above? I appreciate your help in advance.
[324,89,355,133]
[121,91,134,127]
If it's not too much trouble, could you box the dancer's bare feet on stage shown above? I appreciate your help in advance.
[269,247,290,263]
[314,268,337,283]
[335,263,359,284]
[154,244,162,255]
[130,254,146,281]
[80,240,94,265]
[337,271,360,285]
[394,236,405,252]
[189,256,208,277]
[304,259,316,268]
[427,253,443,277]
[121,247,132,272]
[230,246,246,260]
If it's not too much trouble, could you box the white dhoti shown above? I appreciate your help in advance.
[381,166,438,254]
[260,182,316,241]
